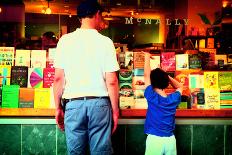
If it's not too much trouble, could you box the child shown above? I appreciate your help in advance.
[143,52,183,155]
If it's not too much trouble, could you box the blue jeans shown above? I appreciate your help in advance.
[64,98,113,155]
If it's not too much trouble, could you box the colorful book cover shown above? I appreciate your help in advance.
[199,39,206,48]
[125,51,133,70]
[204,71,219,89]
[119,96,135,109]
[220,92,232,100]
[19,88,34,108]
[119,70,133,82]
[28,67,43,88]
[1,85,20,108]
[199,48,216,67]
[43,68,55,88]
[46,48,56,68]
[150,55,160,69]
[120,88,134,97]
[161,52,176,71]
[118,52,125,69]
[15,49,31,67]
[189,74,204,89]
[0,47,14,66]
[204,88,220,109]
[133,52,145,69]
[134,89,145,99]
[176,54,189,70]
[215,54,227,65]
[218,72,232,92]
[31,50,47,68]
[34,88,50,108]
[133,69,144,76]
[132,76,145,90]
[0,65,11,85]
[207,38,214,48]
[10,66,28,88]
[189,54,202,69]
[119,82,132,89]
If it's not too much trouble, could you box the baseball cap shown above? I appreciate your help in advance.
[77,0,104,18]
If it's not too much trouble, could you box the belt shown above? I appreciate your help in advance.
[63,96,109,103]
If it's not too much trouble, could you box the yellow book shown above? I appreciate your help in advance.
[15,50,31,67]
[204,88,220,109]
[34,88,50,108]
[204,72,218,89]
[0,65,11,85]
[0,47,14,66]
[199,39,205,48]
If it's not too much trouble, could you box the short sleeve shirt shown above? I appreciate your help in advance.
[144,85,181,137]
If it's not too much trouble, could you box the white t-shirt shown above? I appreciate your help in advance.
[54,28,119,98]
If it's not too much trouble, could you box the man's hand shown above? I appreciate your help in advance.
[55,108,64,131]
[112,111,119,134]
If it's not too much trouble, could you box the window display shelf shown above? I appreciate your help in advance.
[0,108,55,116]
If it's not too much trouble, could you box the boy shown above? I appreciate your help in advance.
[143,52,183,155]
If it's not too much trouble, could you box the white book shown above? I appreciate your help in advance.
[15,49,31,67]
[31,50,47,68]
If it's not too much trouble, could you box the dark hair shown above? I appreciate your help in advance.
[77,0,104,19]
[150,68,169,89]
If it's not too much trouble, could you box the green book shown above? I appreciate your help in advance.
[1,85,20,108]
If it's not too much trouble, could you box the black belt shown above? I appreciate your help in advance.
[62,96,109,103]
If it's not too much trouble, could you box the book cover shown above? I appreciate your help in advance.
[10,66,28,88]
[118,52,125,69]
[189,74,204,89]
[133,69,144,76]
[220,92,232,100]
[218,72,232,92]
[204,71,219,89]
[34,88,50,108]
[134,89,145,99]
[150,55,160,69]
[189,54,202,69]
[125,51,133,70]
[15,49,31,67]
[28,67,43,88]
[1,85,20,108]
[176,54,189,70]
[134,98,147,109]
[204,88,220,109]
[199,48,216,67]
[207,38,214,48]
[0,65,11,85]
[43,68,55,88]
[31,50,47,68]
[0,47,15,66]
[46,48,56,68]
[119,82,132,89]
[215,54,227,65]
[161,52,176,71]
[199,39,205,48]
[132,76,145,90]
[119,70,133,82]
[120,88,134,97]
[120,96,135,109]
[19,88,34,108]
[133,52,145,69]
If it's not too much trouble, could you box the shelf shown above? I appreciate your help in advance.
[0,108,55,117]
[121,109,232,118]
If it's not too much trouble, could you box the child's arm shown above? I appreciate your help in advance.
[168,75,183,94]
[144,52,151,87]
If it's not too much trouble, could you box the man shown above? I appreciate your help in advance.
[53,1,119,155]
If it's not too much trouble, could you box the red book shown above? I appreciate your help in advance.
[161,52,176,71]
[43,68,55,88]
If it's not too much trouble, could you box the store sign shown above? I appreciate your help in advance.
[125,17,189,25]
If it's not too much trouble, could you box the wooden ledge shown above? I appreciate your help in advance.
[0,108,55,116]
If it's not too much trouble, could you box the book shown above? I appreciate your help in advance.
[215,54,227,65]
[34,88,50,108]
[132,76,145,90]
[46,48,56,68]
[199,48,216,68]
[204,71,219,89]
[124,51,133,70]
[118,52,125,69]
[207,38,214,48]
[199,39,205,48]
[0,65,11,85]
[134,98,147,109]
[161,52,176,71]
[133,69,144,76]
[220,92,232,100]
[10,66,28,88]
[119,82,132,89]
[15,49,31,67]
[133,52,145,69]
[1,85,20,108]
[0,47,15,66]
[43,68,55,88]
[204,88,220,109]
[28,67,43,88]
[119,96,135,109]
[119,70,133,82]
[176,54,189,70]
[189,74,204,89]
[188,54,201,69]
[30,50,47,68]
[150,55,160,69]
[19,88,34,108]
[218,72,232,92]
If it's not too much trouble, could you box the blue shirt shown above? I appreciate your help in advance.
[144,85,181,137]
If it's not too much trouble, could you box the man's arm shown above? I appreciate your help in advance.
[144,52,151,87]
[105,72,119,134]
[53,68,65,131]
